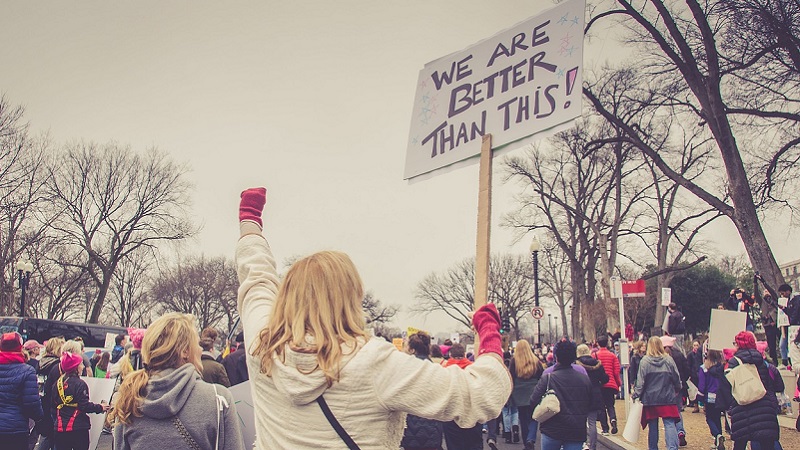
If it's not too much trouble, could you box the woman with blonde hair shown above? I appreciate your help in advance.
[632,336,681,450]
[235,188,511,449]
[110,313,243,450]
[509,339,544,450]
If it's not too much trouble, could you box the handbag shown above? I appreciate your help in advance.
[622,399,643,443]
[532,373,561,422]
[317,395,361,450]
[725,356,766,406]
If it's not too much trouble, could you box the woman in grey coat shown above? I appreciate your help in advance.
[110,313,245,450]
[632,336,682,450]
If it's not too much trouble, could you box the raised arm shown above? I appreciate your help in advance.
[235,187,280,351]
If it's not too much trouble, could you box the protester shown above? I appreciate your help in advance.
[72,337,93,377]
[696,349,726,450]
[23,339,43,372]
[594,335,620,435]
[0,332,43,450]
[127,327,145,371]
[110,312,244,449]
[686,339,703,413]
[400,332,443,450]
[717,331,780,450]
[628,340,645,392]
[234,187,510,449]
[201,327,222,361]
[529,339,592,450]
[111,334,127,364]
[660,335,689,446]
[633,336,682,450]
[52,351,109,450]
[500,353,520,445]
[200,336,232,387]
[95,352,111,378]
[755,281,780,364]
[508,339,544,450]
[576,343,609,450]
[429,343,444,365]
[34,336,64,450]
[666,303,687,350]
[222,331,249,386]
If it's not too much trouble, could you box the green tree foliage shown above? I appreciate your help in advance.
[663,264,737,335]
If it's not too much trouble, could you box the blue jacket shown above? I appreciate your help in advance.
[0,353,44,435]
[697,363,724,404]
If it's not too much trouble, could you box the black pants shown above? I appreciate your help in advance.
[53,431,89,450]
[598,387,618,432]
[443,421,483,450]
[763,324,779,364]
[733,440,773,450]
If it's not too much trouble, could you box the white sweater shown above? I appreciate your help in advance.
[235,232,511,450]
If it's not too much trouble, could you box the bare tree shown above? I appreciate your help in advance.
[536,238,574,339]
[362,291,399,326]
[46,142,197,322]
[150,255,238,330]
[584,0,800,292]
[106,248,155,327]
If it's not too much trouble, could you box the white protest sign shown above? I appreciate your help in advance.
[104,333,117,349]
[404,0,585,179]
[661,288,672,307]
[229,381,256,449]
[82,377,116,450]
[707,309,747,351]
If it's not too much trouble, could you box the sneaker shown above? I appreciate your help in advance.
[715,434,725,450]
[524,442,535,450]
[610,419,618,435]
[678,432,687,447]
[487,438,498,450]
[601,431,610,436]
[582,443,590,450]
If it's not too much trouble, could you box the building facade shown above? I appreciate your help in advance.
[780,258,800,291]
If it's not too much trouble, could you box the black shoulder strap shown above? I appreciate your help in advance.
[316,395,361,450]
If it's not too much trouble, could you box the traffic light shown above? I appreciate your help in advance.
[502,315,511,334]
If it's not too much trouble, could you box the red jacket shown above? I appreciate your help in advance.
[443,358,472,369]
[595,347,621,390]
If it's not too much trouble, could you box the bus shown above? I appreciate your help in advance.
[0,316,127,349]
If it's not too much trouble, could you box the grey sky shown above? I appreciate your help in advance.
[2,1,797,333]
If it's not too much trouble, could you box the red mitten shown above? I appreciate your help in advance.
[472,303,502,358]
[239,187,267,227]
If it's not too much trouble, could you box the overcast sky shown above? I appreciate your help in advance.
[2,1,798,333]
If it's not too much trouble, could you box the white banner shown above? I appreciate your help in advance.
[404,0,585,179]
[83,377,116,450]
[707,310,747,351]
[661,287,672,307]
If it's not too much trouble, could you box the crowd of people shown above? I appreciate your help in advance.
[1,187,799,450]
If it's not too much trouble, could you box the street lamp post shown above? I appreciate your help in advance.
[554,316,559,339]
[16,260,33,317]
[547,313,552,343]
[530,236,541,344]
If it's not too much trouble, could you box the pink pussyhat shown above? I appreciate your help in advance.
[60,352,82,373]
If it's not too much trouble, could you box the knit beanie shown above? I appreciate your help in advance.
[60,352,82,373]
[0,332,23,352]
[660,335,676,348]
[128,327,146,350]
[734,331,756,349]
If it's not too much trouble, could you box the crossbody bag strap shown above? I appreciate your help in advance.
[316,395,361,450]
[171,416,202,450]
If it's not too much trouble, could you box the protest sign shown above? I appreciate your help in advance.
[661,287,672,306]
[83,377,116,450]
[707,309,747,351]
[229,381,256,449]
[404,0,585,179]
[392,338,404,351]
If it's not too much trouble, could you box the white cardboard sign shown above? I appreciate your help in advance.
[404,0,585,179]
[82,377,116,450]
[229,380,256,449]
[707,310,747,351]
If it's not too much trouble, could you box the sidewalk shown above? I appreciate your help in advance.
[597,397,799,450]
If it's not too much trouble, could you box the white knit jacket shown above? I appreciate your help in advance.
[235,230,511,450]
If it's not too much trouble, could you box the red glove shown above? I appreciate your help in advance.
[239,188,267,227]
[472,303,502,358]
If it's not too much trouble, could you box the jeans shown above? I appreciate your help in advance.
[502,405,519,431]
[598,388,618,432]
[648,417,678,450]
[518,405,534,444]
[780,326,789,362]
[540,433,584,450]
[586,410,598,450]
[526,419,539,443]
[485,417,498,441]
[704,404,723,437]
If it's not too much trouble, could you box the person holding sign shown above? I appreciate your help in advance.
[235,187,511,450]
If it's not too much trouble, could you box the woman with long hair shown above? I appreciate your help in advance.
[576,343,609,450]
[52,352,108,450]
[110,313,244,450]
[509,340,544,450]
[632,336,681,450]
[235,187,511,449]
[94,352,110,378]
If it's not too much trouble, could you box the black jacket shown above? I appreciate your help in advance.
[400,355,443,449]
[222,347,249,386]
[530,363,592,443]
[629,353,643,388]
[667,310,685,335]
[51,373,104,432]
[576,355,609,412]
[717,349,780,443]
[669,347,690,383]
[686,349,703,384]
[783,294,800,325]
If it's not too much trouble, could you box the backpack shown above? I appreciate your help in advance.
[725,356,766,406]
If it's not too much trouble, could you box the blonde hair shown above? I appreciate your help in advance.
[513,340,540,379]
[646,336,668,357]
[61,340,82,355]
[110,313,201,425]
[253,251,368,386]
[45,337,65,357]
[576,343,591,357]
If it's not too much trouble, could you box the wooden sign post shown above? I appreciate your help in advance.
[474,133,493,309]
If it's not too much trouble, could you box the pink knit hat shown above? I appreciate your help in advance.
[722,348,736,361]
[660,335,676,348]
[60,352,82,373]
[128,327,146,350]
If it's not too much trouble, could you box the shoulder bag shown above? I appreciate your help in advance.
[532,373,561,422]
[317,395,361,450]
[725,356,766,405]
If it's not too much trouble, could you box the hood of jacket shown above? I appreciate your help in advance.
[444,357,472,369]
[140,363,203,419]
[641,354,674,369]
[576,355,602,372]
[732,348,764,366]
[39,355,59,374]
[707,363,724,378]
[266,336,366,407]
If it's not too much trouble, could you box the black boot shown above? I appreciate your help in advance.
[504,431,512,444]
[512,425,520,443]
